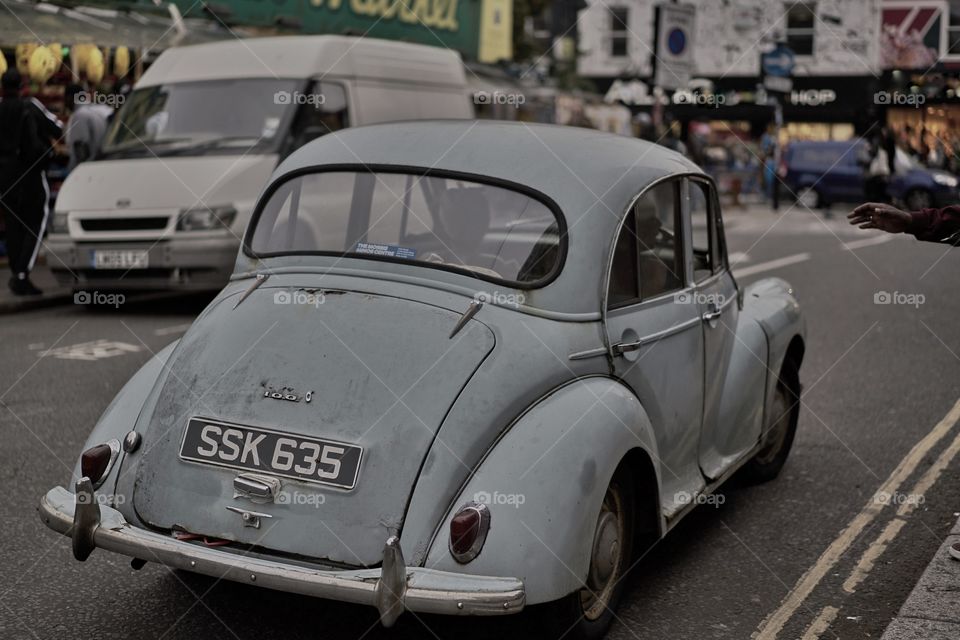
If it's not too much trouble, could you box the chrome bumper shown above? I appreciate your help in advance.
[39,482,524,625]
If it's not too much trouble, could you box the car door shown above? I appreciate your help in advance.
[687,178,767,479]
[604,178,705,518]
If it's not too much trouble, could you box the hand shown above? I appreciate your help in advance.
[848,203,913,234]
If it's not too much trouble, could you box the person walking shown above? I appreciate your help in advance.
[64,84,112,172]
[848,202,960,246]
[0,69,63,295]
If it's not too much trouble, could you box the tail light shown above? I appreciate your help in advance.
[80,439,120,488]
[449,502,490,563]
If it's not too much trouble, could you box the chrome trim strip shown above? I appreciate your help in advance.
[636,316,701,345]
[568,346,609,361]
[39,486,525,620]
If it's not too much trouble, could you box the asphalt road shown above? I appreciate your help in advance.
[1,203,958,640]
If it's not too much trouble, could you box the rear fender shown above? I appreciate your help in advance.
[74,341,178,503]
[741,278,805,423]
[421,376,660,604]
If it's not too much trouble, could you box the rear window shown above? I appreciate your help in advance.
[789,145,855,167]
[248,171,564,287]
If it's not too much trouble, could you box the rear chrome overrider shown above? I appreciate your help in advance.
[38,480,525,625]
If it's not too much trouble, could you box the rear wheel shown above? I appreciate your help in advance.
[538,466,635,640]
[741,357,800,483]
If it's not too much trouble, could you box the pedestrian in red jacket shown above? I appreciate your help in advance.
[848,202,960,246]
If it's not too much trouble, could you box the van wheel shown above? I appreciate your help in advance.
[905,189,932,211]
[741,357,800,484]
[536,466,635,640]
[796,187,820,209]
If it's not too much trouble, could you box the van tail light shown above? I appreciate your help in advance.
[449,502,490,564]
[80,440,120,487]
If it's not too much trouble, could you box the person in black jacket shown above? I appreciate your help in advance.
[0,69,63,295]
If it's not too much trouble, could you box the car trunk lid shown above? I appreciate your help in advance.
[132,284,494,566]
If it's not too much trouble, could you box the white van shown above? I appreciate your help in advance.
[48,36,473,290]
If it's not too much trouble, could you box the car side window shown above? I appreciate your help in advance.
[608,209,640,308]
[689,180,715,282]
[282,82,349,158]
[607,180,683,309]
[635,181,683,299]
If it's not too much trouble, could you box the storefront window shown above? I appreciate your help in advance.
[610,7,629,57]
[785,3,816,56]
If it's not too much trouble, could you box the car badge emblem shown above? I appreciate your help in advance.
[263,387,312,403]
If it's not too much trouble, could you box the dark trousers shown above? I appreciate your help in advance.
[0,168,49,278]
[864,175,889,203]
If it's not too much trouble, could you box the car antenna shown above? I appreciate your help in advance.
[449,298,483,339]
[233,273,270,309]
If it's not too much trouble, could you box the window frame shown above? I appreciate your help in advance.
[605,176,686,311]
[242,164,569,290]
[784,2,816,57]
[686,176,724,282]
[609,6,630,58]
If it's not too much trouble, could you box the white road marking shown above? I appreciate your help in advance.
[842,235,894,251]
[154,323,193,336]
[733,253,811,278]
[800,606,839,640]
[754,398,960,640]
[38,340,142,361]
[728,251,750,264]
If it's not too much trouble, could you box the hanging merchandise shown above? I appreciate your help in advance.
[71,43,93,74]
[28,45,58,83]
[85,47,105,84]
[15,43,38,74]
[0,54,7,75]
[48,43,64,64]
[114,46,130,77]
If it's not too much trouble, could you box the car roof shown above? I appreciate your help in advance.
[263,120,704,317]
[138,36,466,87]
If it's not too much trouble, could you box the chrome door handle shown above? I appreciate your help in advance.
[611,340,644,356]
[702,302,722,322]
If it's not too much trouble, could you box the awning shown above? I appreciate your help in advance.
[1,0,236,50]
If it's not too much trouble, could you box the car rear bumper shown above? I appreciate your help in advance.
[38,483,524,625]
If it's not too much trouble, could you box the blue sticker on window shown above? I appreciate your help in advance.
[354,242,417,260]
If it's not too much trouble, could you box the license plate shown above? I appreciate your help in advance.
[179,418,362,490]
[92,249,149,269]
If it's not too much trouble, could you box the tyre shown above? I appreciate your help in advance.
[741,357,800,483]
[905,189,932,211]
[537,465,636,640]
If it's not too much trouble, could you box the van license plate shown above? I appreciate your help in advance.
[179,418,362,490]
[92,250,149,269]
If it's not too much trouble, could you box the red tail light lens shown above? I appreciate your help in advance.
[449,502,490,563]
[80,441,119,486]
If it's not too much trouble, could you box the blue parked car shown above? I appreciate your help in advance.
[782,140,959,210]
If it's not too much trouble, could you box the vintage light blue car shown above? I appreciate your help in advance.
[40,121,804,638]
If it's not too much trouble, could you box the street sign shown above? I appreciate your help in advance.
[762,44,796,77]
[654,3,696,91]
